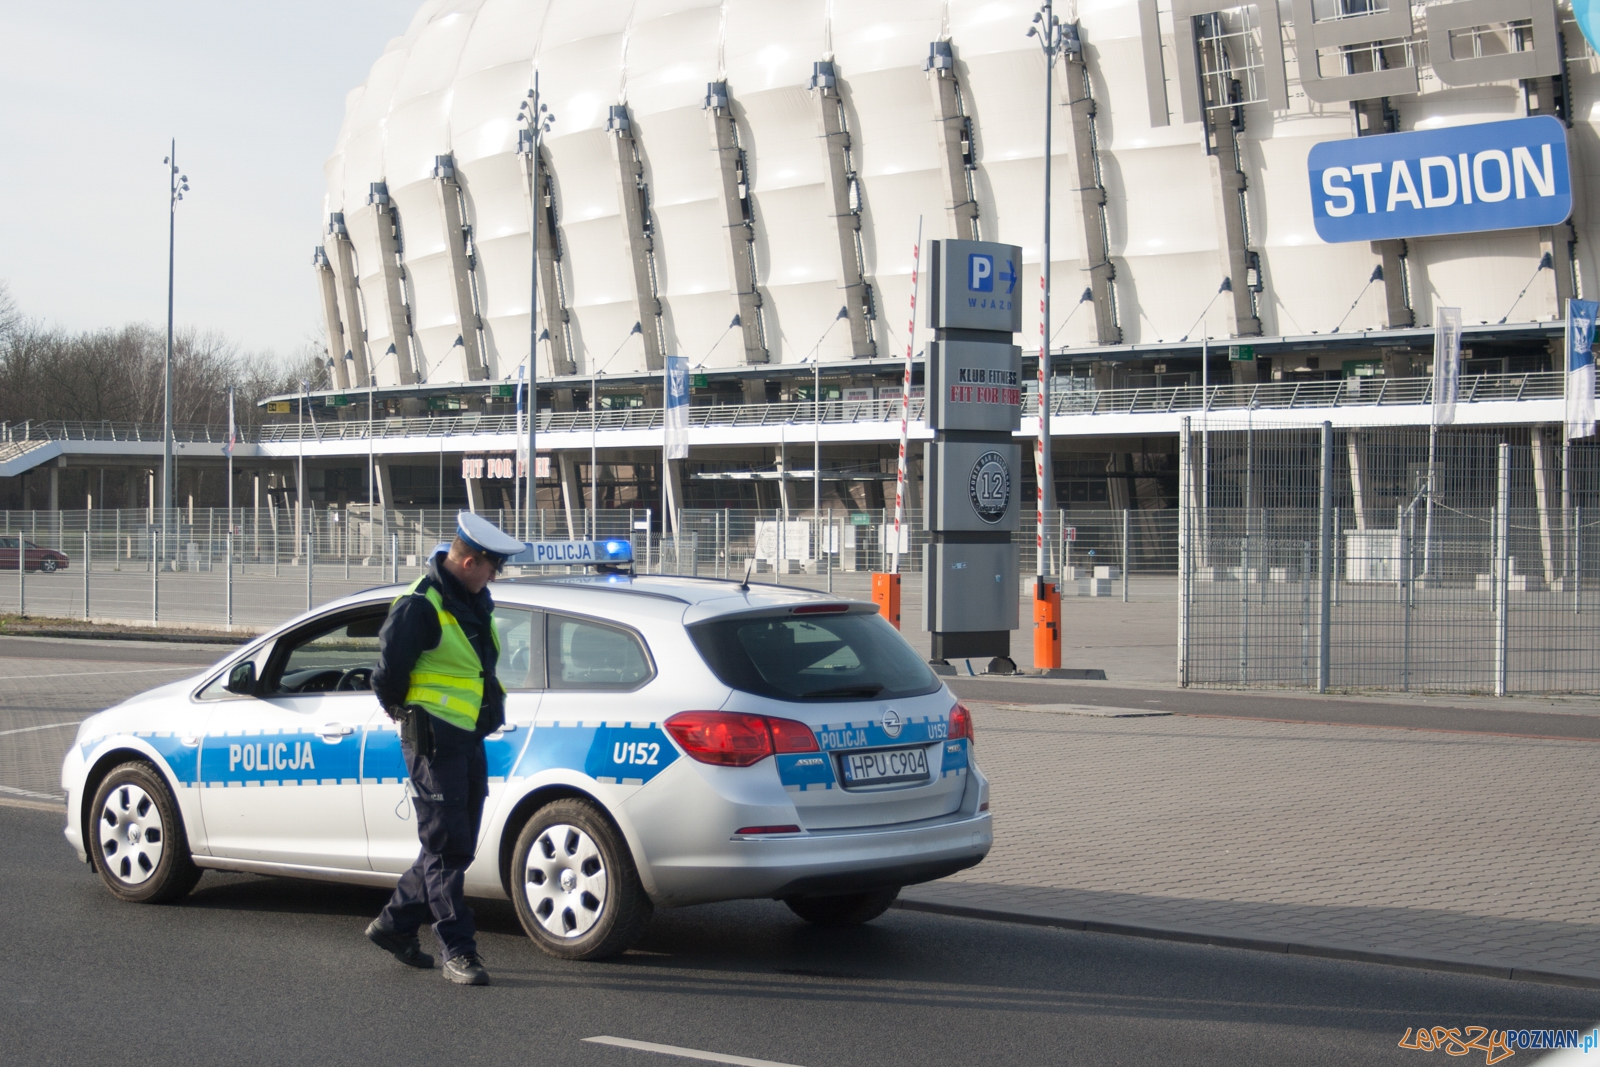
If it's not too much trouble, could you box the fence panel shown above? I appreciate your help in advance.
[1178,423,1600,694]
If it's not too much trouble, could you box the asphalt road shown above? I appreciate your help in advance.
[3,807,1593,1067]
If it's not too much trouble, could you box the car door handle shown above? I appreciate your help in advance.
[485,723,518,740]
[318,724,355,740]
[181,735,201,747]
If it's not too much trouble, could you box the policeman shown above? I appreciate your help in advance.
[364,511,524,986]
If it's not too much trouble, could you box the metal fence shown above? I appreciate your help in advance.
[0,502,1180,630]
[1178,420,1600,695]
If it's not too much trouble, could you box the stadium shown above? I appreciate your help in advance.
[3,0,1589,520]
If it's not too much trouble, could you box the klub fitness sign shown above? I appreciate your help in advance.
[1308,116,1572,243]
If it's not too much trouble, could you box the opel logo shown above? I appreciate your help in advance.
[881,709,903,738]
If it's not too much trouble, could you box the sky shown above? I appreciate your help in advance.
[0,2,421,361]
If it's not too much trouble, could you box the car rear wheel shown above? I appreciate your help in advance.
[785,887,900,927]
[90,762,201,904]
[39,558,57,573]
[510,798,652,960]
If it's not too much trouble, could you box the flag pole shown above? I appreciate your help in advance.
[892,216,922,576]
[226,385,235,533]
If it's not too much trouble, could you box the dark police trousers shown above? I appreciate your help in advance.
[377,715,488,962]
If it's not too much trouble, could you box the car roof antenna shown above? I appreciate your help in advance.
[740,557,755,592]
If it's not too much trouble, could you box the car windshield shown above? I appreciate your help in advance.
[689,610,939,702]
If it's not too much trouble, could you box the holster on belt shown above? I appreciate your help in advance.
[390,704,435,760]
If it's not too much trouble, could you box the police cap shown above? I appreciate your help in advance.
[454,511,525,561]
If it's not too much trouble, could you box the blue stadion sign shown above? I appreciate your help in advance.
[1308,117,1571,244]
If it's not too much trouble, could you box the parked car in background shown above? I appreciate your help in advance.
[0,536,69,573]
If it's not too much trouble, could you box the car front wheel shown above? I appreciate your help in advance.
[785,887,900,926]
[89,762,201,904]
[39,558,57,573]
[509,798,652,960]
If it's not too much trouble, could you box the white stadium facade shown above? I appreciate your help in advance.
[5,0,1598,525]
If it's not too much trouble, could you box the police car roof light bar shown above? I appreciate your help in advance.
[505,539,635,573]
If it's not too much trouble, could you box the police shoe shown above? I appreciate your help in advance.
[443,952,490,986]
[365,918,434,969]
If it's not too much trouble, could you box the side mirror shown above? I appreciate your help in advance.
[225,661,256,695]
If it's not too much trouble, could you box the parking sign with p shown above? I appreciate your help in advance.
[969,253,993,292]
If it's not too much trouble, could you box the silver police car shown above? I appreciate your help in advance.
[60,569,992,959]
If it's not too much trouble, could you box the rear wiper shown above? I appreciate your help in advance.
[801,684,884,699]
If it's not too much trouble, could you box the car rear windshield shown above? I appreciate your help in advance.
[689,610,940,702]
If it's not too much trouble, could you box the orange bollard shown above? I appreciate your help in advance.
[871,572,902,630]
[1032,577,1061,670]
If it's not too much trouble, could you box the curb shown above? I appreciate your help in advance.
[0,628,251,646]
[0,796,67,814]
[894,897,1600,991]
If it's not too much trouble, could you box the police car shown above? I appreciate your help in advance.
[60,541,991,960]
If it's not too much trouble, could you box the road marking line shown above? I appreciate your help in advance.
[0,722,80,737]
[0,783,64,801]
[0,666,195,681]
[582,1036,807,1067]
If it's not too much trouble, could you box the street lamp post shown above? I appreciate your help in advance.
[813,353,822,527]
[518,73,556,543]
[161,143,188,564]
[1027,5,1064,580]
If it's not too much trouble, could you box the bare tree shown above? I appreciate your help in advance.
[0,296,325,430]
[0,281,19,342]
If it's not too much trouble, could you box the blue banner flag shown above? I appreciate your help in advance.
[1568,299,1598,442]
[1309,117,1571,244]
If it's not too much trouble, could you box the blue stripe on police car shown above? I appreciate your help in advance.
[1308,116,1571,243]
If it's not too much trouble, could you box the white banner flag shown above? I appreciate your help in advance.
[664,354,689,460]
[1431,306,1461,427]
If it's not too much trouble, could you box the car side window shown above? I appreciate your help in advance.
[268,608,389,695]
[494,608,546,690]
[547,614,652,691]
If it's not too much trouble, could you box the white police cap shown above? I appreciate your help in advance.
[455,511,525,560]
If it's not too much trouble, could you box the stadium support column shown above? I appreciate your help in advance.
[1370,240,1413,328]
[810,61,877,358]
[1206,113,1262,345]
[520,133,576,378]
[313,247,352,390]
[606,105,665,371]
[374,461,394,511]
[925,42,980,242]
[1057,27,1121,345]
[368,183,419,385]
[1189,15,1262,353]
[704,82,769,366]
[1525,63,1579,314]
[433,154,490,380]
[558,452,580,540]
[326,214,372,385]
[1351,98,1415,328]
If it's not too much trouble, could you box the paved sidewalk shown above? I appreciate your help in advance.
[901,703,1600,987]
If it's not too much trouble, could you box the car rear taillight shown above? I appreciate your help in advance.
[767,716,820,754]
[665,711,819,767]
[948,702,974,742]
